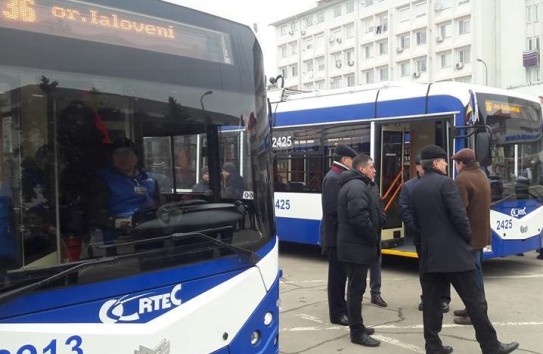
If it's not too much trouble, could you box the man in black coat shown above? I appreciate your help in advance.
[411,145,519,354]
[337,153,380,347]
[320,144,357,326]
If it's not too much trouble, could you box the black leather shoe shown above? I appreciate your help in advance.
[371,295,388,307]
[331,314,349,326]
[442,302,449,313]
[486,341,519,354]
[351,333,380,347]
[364,327,375,335]
[453,308,468,317]
[429,345,453,354]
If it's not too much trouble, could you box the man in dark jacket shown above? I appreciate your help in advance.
[412,144,518,354]
[399,154,450,312]
[320,144,357,326]
[337,153,380,347]
[451,148,492,325]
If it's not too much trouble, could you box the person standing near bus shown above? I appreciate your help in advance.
[451,148,492,326]
[411,144,518,354]
[369,179,388,308]
[337,153,380,347]
[320,144,357,326]
[399,154,450,313]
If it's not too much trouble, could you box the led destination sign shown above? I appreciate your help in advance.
[484,100,523,116]
[1,0,233,63]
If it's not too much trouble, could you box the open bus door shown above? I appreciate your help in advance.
[377,117,453,258]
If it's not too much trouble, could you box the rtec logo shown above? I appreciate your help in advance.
[510,207,527,218]
[99,284,182,323]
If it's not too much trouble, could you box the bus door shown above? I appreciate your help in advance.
[377,117,453,256]
[377,125,405,247]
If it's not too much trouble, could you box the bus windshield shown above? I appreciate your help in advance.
[0,0,273,291]
[478,93,543,202]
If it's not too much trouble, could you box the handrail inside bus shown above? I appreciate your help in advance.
[382,167,404,212]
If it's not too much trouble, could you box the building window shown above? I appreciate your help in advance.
[304,82,314,90]
[316,80,325,89]
[415,29,427,45]
[398,5,410,22]
[305,37,314,51]
[345,50,355,64]
[332,52,342,68]
[317,12,325,23]
[438,21,452,38]
[304,16,313,27]
[304,60,313,72]
[346,1,354,13]
[363,69,375,84]
[280,66,288,79]
[281,25,288,36]
[526,66,541,82]
[280,45,287,58]
[527,5,532,23]
[345,23,355,38]
[330,75,342,89]
[458,17,470,35]
[400,61,410,76]
[290,64,298,77]
[378,66,389,81]
[414,56,427,72]
[457,46,471,63]
[315,33,324,49]
[535,4,540,22]
[362,0,374,6]
[528,37,534,51]
[440,51,452,68]
[334,6,342,17]
[399,33,410,49]
[537,37,541,50]
[363,44,373,58]
[378,40,388,55]
[345,74,355,87]
[289,42,298,56]
[316,56,325,71]
[377,13,388,33]
[414,0,426,18]
[362,17,374,32]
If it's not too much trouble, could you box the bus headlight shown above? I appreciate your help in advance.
[264,312,273,326]
[250,330,261,345]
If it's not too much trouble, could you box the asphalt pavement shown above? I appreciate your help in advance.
[279,243,543,354]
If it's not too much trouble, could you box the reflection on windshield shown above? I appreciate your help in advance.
[487,115,543,202]
[0,71,271,290]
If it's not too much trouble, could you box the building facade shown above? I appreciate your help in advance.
[272,0,542,97]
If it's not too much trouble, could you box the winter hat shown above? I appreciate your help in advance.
[420,145,447,160]
[414,154,422,165]
[451,148,476,163]
[335,144,357,158]
[222,162,237,174]
[200,166,209,176]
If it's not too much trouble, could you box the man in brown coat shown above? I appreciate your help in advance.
[451,148,491,325]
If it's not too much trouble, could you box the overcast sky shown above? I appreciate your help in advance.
[166,0,317,79]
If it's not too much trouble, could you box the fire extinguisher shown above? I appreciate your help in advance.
[65,234,82,262]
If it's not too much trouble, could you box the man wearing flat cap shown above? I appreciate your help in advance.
[411,144,518,354]
[450,148,491,326]
[320,144,357,326]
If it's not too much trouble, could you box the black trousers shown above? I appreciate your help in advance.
[420,270,499,354]
[326,247,348,321]
[416,245,451,304]
[345,262,370,336]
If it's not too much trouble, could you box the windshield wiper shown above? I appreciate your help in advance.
[0,257,117,306]
[107,225,261,265]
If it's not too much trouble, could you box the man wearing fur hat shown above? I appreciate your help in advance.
[411,144,518,354]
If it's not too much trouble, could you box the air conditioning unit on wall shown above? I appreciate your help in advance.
[412,72,421,78]
[396,47,403,53]
[455,62,464,69]
[436,36,444,43]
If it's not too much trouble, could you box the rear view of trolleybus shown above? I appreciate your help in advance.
[270,82,543,259]
[0,1,279,353]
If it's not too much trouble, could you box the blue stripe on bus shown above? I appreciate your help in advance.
[276,217,320,246]
[275,95,464,127]
[484,232,543,259]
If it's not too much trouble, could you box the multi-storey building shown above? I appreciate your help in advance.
[271,0,542,96]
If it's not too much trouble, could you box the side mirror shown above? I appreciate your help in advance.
[475,129,492,166]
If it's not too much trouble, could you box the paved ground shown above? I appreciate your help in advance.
[279,243,543,354]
